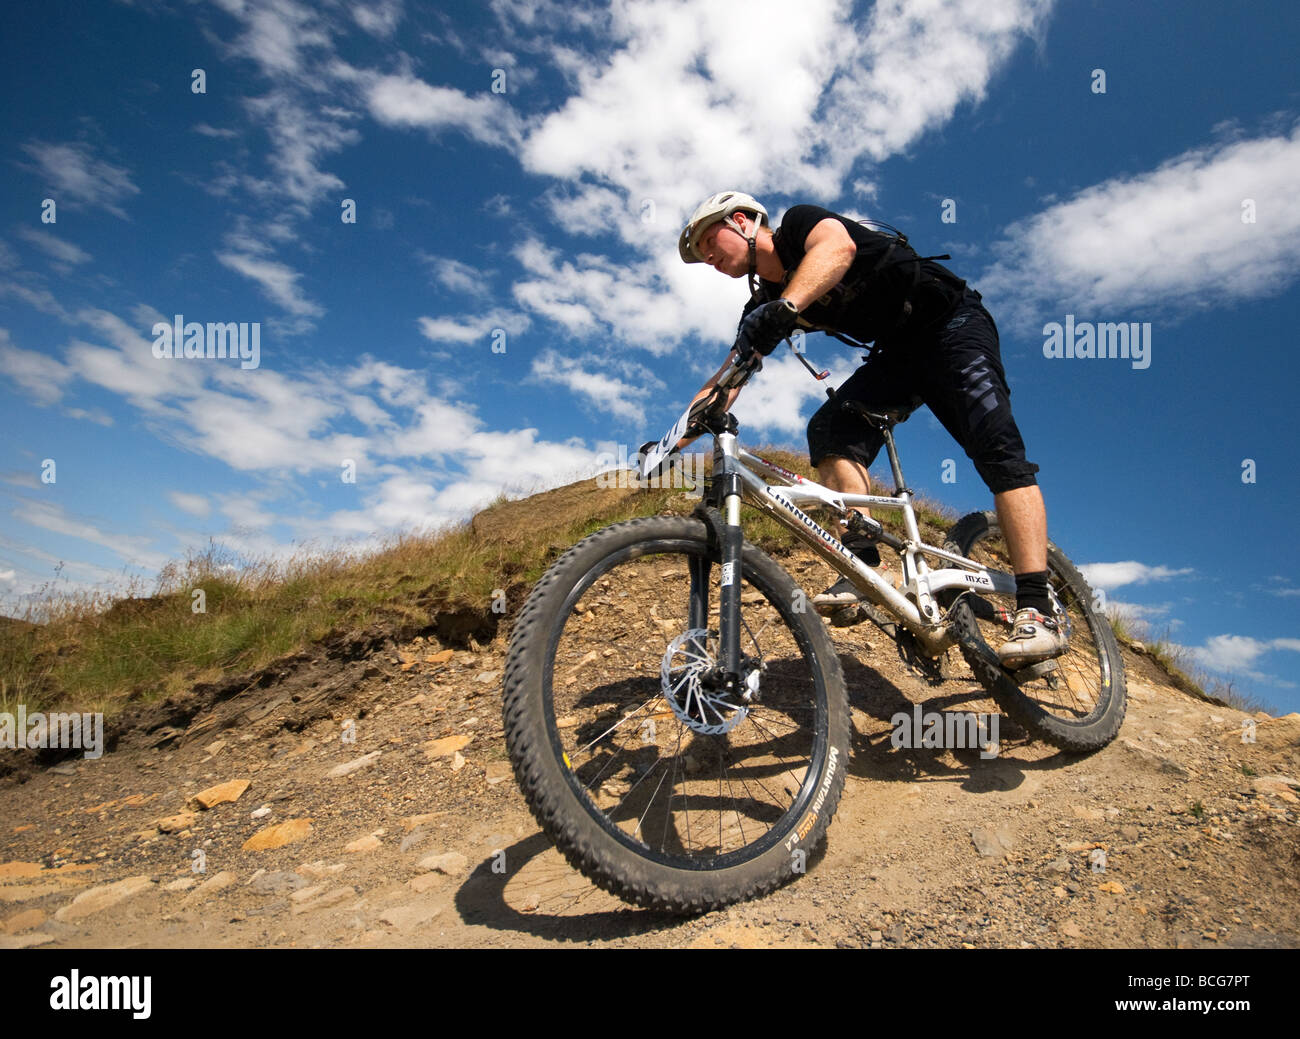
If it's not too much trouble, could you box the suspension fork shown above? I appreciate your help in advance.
[713,427,744,690]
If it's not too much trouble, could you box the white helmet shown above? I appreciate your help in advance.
[678,191,769,264]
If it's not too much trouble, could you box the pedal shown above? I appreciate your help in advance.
[844,512,884,541]
[896,628,947,684]
[1011,659,1059,683]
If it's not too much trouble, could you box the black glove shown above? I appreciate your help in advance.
[735,298,799,362]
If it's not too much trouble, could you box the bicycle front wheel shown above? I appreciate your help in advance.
[942,511,1126,752]
[503,514,850,914]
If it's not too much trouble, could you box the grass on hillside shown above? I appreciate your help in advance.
[0,447,946,721]
[6,446,1243,726]
[0,483,694,721]
[1105,609,1276,715]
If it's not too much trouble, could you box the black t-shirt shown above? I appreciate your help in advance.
[756,204,967,344]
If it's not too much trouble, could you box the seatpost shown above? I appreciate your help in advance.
[883,426,906,493]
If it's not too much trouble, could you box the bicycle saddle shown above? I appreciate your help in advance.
[842,397,922,427]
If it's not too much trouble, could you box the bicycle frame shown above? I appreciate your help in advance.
[647,351,1017,686]
[716,431,1016,657]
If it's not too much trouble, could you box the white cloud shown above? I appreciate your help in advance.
[530,349,660,425]
[192,123,240,139]
[204,3,364,216]
[423,255,491,298]
[14,499,171,572]
[16,228,92,266]
[460,426,595,491]
[510,236,750,354]
[1104,599,1175,624]
[211,0,333,78]
[417,310,528,344]
[194,0,1054,369]
[241,91,361,210]
[343,357,432,410]
[1078,561,1194,592]
[63,407,114,426]
[19,140,139,218]
[40,304,606,539]
[168,492,212,518]
[979,123,1300,328]
[517,0,1052,246]
[731,349,862,440]
[339,0,1045,367]
[219,493,279,531]
[71,308,206,401]
[2,471,41,490]
[66,339,187,406]
[350,0,1050,263]
[384,398,477,458]
[365,73,523,147]
[1187,634,1300,683]
[0,530,144,606]
[0,280,71,320]
[216,250,325,320]
[818,0,1053,171]
[352,0,403,37]
[0,330,75,405]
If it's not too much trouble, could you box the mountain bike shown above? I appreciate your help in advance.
[503,341,1126,914]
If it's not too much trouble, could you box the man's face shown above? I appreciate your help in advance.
[698,219,749,277]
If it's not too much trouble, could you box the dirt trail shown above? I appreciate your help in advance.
[3,544,1298,949]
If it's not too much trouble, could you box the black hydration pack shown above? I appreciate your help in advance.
[747,218,966,350]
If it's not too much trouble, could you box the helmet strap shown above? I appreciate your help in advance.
[726,214,760,295]
[714,212,762,293]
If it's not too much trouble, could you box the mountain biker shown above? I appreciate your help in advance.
[675,190,1065,668]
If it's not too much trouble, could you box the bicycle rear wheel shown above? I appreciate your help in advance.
[503,515,850,914]
[941,511,1126,752]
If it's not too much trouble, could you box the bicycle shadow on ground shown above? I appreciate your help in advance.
[448,829,830,941]
[835,651,1078,795]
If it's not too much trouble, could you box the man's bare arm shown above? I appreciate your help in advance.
[781,217,856,311]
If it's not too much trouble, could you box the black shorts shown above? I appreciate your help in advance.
[806,291,1040,494]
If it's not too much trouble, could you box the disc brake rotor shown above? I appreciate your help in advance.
[660,628,748,735]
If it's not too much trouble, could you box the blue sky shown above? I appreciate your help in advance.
[2,0,1298,710]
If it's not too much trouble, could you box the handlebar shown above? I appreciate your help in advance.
[682,350,761,438]
[647,334,833,468]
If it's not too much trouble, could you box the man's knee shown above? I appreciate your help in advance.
[958,396,1038,495]
[974,457,1040,495]
[816,453,871,483]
